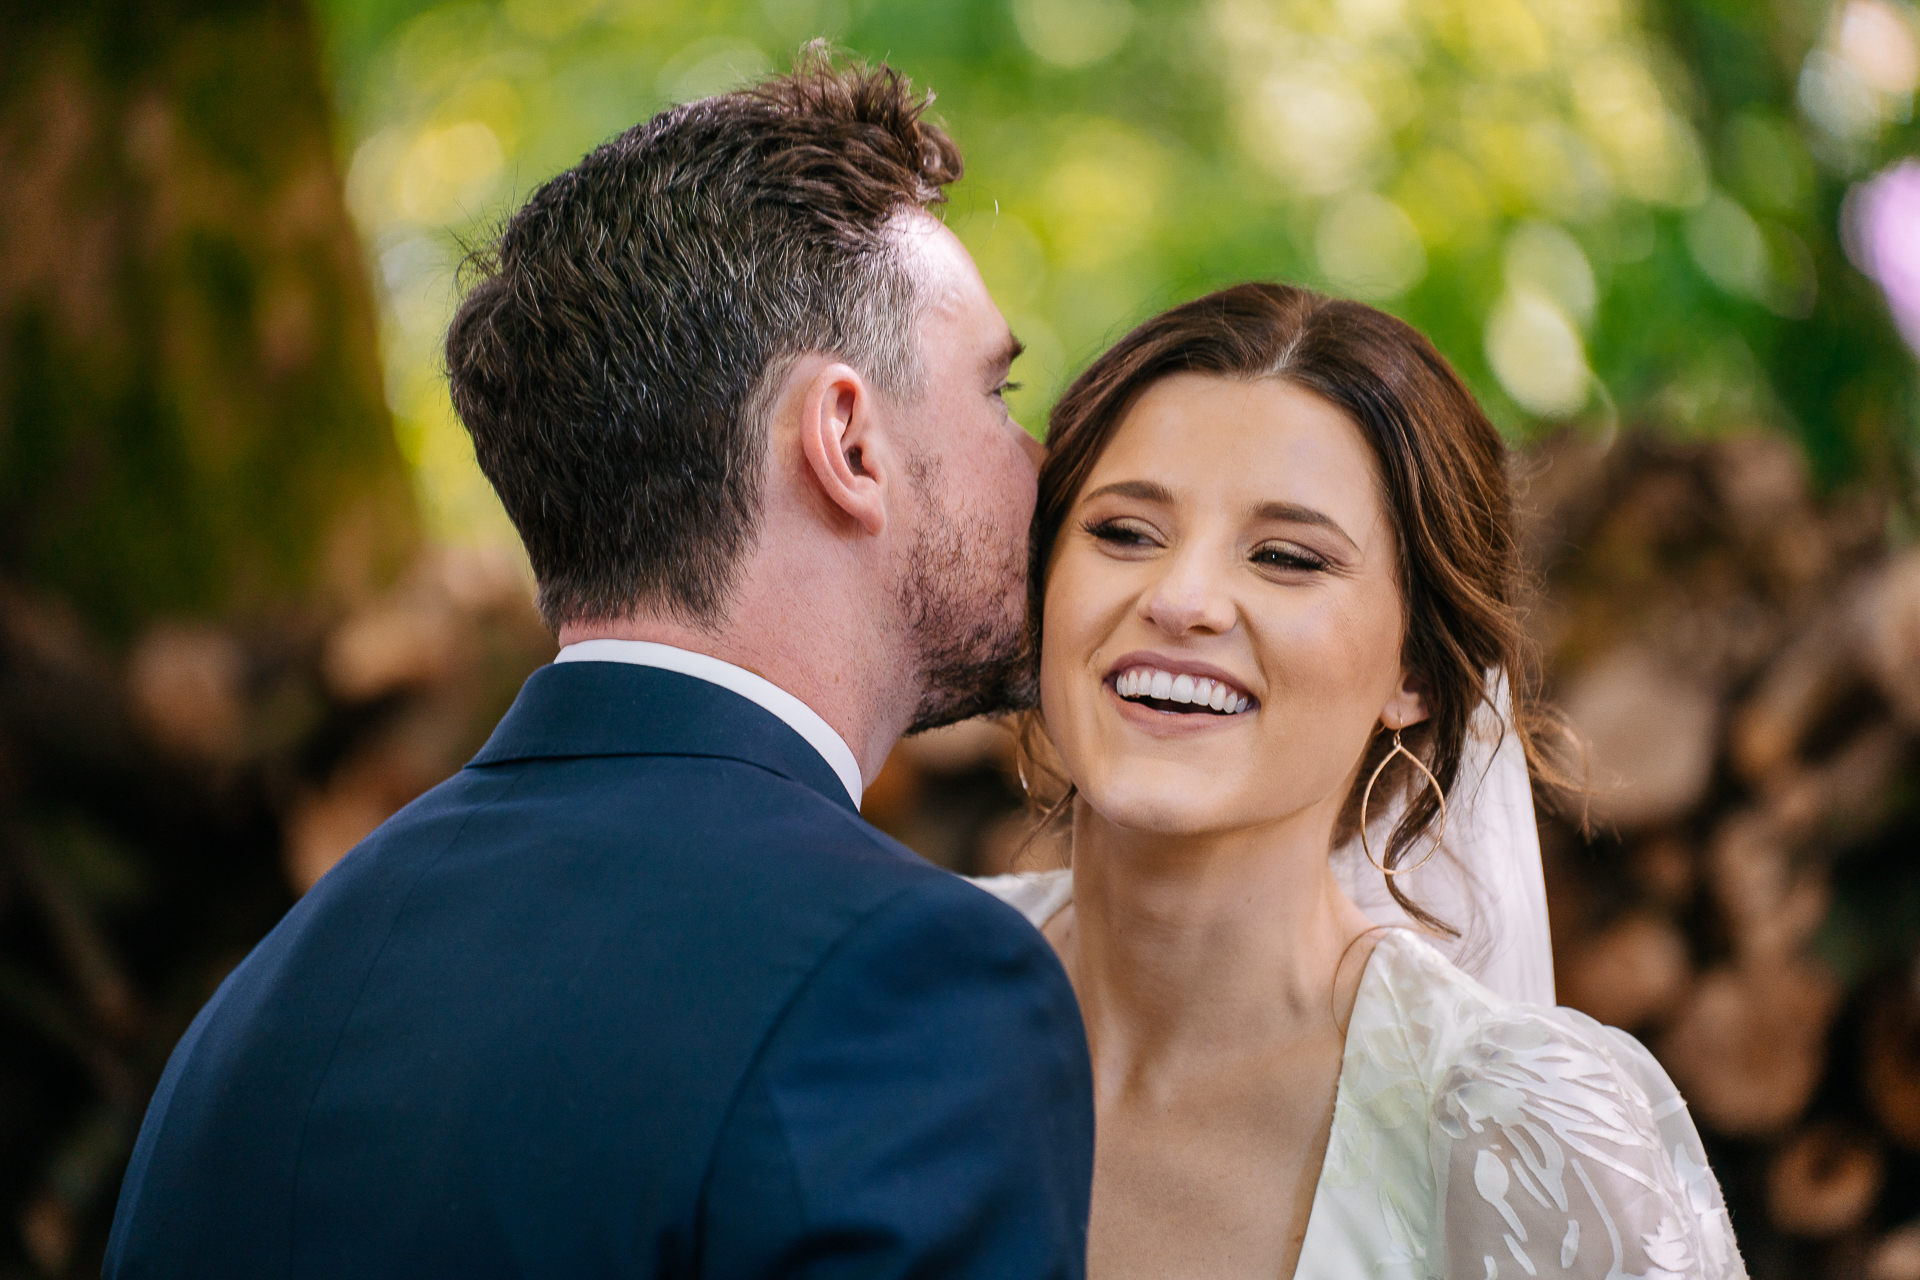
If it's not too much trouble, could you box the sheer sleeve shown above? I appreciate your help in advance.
[1430,1008,1746,1280]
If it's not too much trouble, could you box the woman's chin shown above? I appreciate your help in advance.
[1078,777,1249,839]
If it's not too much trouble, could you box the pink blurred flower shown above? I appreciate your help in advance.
[1850,159,1920,355]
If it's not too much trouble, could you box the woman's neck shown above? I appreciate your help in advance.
[1056,798,1378,1086]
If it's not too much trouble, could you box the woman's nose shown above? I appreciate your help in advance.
[1141,550,1236,636]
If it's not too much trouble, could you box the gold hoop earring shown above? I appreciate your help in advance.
[1359,729,1447,876]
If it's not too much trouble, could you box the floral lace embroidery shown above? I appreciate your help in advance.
[1303,933,1746,1280]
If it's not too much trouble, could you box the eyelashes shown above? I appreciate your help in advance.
[1082,519,1332,573]
[1252,544,1331,573]
[1085,517,1155,548]
[1251,545,1328,571]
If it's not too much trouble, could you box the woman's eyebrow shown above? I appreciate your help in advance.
[1249,501,1360,552]
[1082,479,1174,505]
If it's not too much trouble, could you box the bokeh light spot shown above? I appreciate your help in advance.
[1686,192,1769,300]
[1315,191,1427,300]
[1486,287,1591,416]
[657,37,770,104]
[397,121,505,224]
[1039,119,1166,268]
[1838,0,1920,97]
[1011,0,1136,68]
[1504,221,1596,327]
[1245,65,1382,196]
[1848,159,1920,353]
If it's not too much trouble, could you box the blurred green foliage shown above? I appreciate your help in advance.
[315,0,1920,543]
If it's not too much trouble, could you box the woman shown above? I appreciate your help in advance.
[978,283,1744,1279]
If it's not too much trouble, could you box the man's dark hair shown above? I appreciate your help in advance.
[445,48,962,630]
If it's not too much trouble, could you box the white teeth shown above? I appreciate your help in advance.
[1114,666,1253,714]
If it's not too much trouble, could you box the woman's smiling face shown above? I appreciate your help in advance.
[1039,372,1426,839]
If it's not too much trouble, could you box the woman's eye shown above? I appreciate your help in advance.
[1086,518,1157,548]
[1252,544,1328,572]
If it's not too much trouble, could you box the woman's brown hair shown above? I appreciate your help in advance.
[1018,282,1576,934]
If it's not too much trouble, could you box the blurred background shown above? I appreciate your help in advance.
[4,0,1920,1274]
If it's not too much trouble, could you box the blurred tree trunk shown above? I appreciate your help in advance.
[0,0,416,633]
[0,0,418,1272]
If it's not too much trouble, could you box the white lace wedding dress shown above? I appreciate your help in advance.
[977,869,1746,1279]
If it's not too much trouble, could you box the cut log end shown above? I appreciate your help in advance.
[1767,1123,1884,1237]
[1659,961,1837,1136]
[1864,970,1920,1150]
[1559,911,1692,1030]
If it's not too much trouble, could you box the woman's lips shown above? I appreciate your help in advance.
[1099,653,1258,732]
[1110,664,1252,714]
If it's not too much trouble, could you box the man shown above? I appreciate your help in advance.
[105,53,1094,1278]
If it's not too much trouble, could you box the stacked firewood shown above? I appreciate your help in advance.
[1522,430,1920,1279]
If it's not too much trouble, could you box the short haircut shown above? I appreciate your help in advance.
[445,48,962,630]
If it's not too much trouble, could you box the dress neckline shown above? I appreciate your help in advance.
[1285,928,1406,1280]
[981,869,1481,1278]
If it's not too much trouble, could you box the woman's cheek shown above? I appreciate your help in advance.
[1037,584,1085,754]
[1040,553,1118,774]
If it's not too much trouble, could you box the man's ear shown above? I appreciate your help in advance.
[1381,668,1430,731]
[796,361,889,537]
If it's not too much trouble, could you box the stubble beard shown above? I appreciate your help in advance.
[898,460,1037,736]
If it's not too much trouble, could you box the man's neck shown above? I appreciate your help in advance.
[556,594,912,788]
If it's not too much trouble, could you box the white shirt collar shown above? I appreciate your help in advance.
[552,639,864,807]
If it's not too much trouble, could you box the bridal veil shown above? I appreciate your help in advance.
[1330,670,1556,1006]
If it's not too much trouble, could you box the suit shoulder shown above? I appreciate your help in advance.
[718,769,974,891]
[799,868,1076,1020]
[879,866,1062,945]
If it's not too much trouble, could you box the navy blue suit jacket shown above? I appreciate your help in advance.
[105,662,1094,1278]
